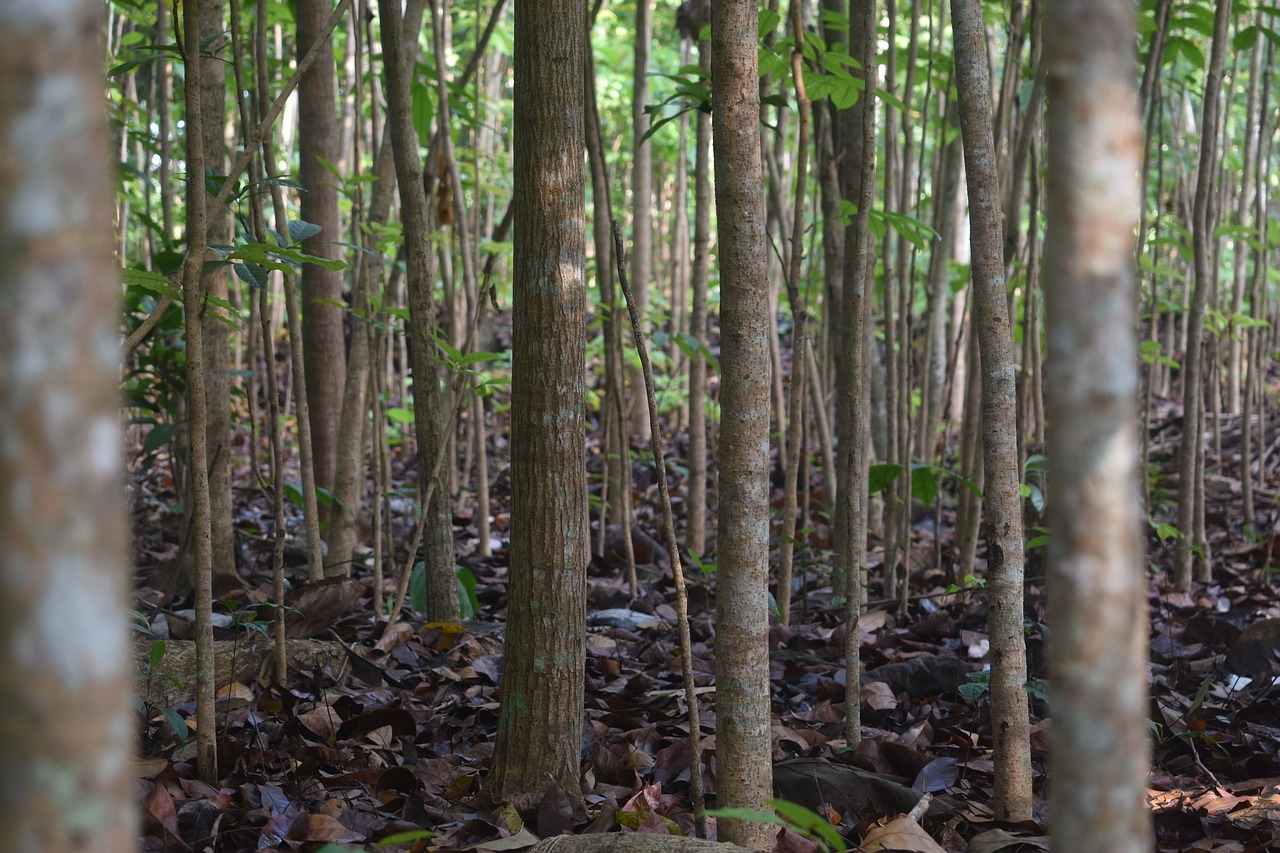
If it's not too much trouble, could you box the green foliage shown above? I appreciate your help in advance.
[707,799,847,853]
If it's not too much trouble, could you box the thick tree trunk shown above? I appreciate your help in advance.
[0,4,137,848]
[1043,3,1151,850]
[711,0,774,846]
[489,0,588,806]
[950,0,1032,821]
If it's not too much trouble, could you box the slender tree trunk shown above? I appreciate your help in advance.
[833,0,871,595]
[198,0,237,586]
[1044,3,1151,850]
[379,0,460,619]
[951,0,1032,821]
[630,0,654,442]
[297,0,347,530]
[1175,0,1230,591]
[489,0,588,806]
[687,1,712,561]
[178,0,219,783]
[0,4,137,847]
[712,0,774,845]
[777,0,812,625]
[920,96,963,460]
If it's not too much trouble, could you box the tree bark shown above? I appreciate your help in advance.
[630,0,654,442]
[712,0,774,846]
[1044,2,1151,850]
[1175,0,1230,590]
[951,0,1032,821]
[489,0,588,806]
[687,0,712,561]
[379,0,460,618]
[0,4,137,847]
[200,0,237,584]
[297,0,347,532]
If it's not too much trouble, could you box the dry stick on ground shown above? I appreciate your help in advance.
[612,220,706,835]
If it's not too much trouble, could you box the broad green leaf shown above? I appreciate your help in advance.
[123,268,181,301]
[868,462,903,494]
[288,219,323,244]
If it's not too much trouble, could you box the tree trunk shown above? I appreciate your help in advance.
[630,0,654,442]
[489,0,588,806]
[919,97,963,461]
[1043,3,1151,850]
[711,0,774,846]
[951,0,1032,821]
[1175,0,1229,590]
[200,0,237,585]
[379,0,460,619]
[687,1,712,561]
[297,0,347,534]
[0,4,137,847]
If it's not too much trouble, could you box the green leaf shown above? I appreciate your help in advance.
[759,8,782,35]
[875,86,907,113]
[911,463,938,506]
[386,407,415,424]
[122,268,182,301]
[457,567,479,620]
[769,799,847,852]
[868,463,903,494]
[142,423,180,455]
[375,830,435,846]
[409,561,427,613]
[412,78,435,143]
[234,261,269,289]
[456,350,505,366]
[159,708,190,742]
[288,219,323,244]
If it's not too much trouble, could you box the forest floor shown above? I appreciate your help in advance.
[132,398,1280,852]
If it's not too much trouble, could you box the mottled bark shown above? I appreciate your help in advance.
[0,4,136,848]
[488,0,588,805]
[1044,3,1151,851]
[711,0,774,846]
[951,0,1032,821]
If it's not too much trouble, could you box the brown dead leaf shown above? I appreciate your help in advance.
[966,828,1051,853]
[859,815,944,852]
[141,780,187,848]
[861,680,898,711]
[286,812,366,844]
[284,577,364,638]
